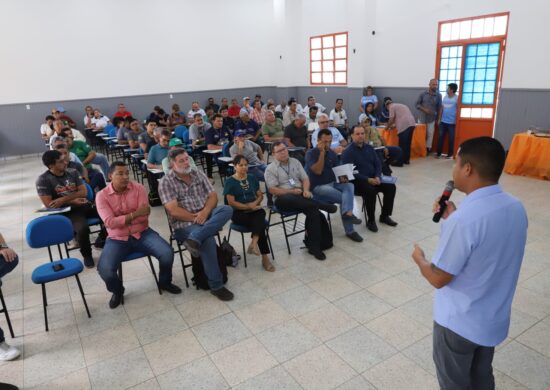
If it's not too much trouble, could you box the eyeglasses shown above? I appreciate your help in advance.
[273,148,287,154]
[318,120,329,124]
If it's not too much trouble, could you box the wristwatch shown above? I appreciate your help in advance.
[0,244,8,249]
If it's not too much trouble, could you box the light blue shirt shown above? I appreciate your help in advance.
[441,94,457,124]
[432,184,527,347]
[311,127,344,150]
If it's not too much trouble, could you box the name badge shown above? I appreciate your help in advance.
[288,178,296,187]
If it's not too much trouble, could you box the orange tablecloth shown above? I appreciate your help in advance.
[504,133,550,180]
[378,124,427,159]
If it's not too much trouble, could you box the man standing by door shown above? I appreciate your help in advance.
[416,78,442,153]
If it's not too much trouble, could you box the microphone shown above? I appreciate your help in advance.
[433,180,454,223]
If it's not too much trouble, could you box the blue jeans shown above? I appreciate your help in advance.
[312,182,355,234]
[437,122,456,156]
[97,228,174,294]
[174,205,232,290]
[249,164,267,182]
[0,254,19,343]
[92,153,110,177]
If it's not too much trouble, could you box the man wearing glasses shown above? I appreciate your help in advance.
[310,114,348,154]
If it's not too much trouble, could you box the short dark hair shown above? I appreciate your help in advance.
[54,143,67,150]
[318,128,332,139]
[288,98,296,105]
[458,136,505,183]
[220,105,229,112]
[336,98,343,103]
[112,116,125,127]
[309,106,319,112]
[365,102,374,110]
[193,113,203,120]
[233,154,248,166]
[351,125,364,134]
[145,119,157,126]
[160,129,171,138]
[212,113,223,122]
[45,115,55,121]
[448,83,458,93]
[272,141,287,151]
[42,150,62,168]
[109,161,127,173]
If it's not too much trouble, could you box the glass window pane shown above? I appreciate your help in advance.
[462,93,473,104]
[448,58,458,69]
[311,38,322,49]
[484,81,496,93]
[488,43,500,56]
[458,46,463,56]
[466,56,476,68]
[311,73,322,83]
[471,19,484,38]
[311,61,322,72]
[441,47,450,58]
[474,69,486,81]
[467,45,477,57]
[451,21,461,40]
[323,60,334,71]
[461,108,472,117]
[335,59,346,71]
[335,72,346,83]
[323,72,334,83]
[448,70,456,80]
[464,70,474,81]
[335,47,347,59]
[335,34,347,46]
[473,81,484,92]
[472,93,483,104]
[494,16,507,35]
[311,50,321,61]
[440,58,449,69]
[440,23,451,41]
[471,108,482,118]
[483,17,495,37]
[323,48,334,60]
[482,93,494,104]
[463,81,474,92]
[477,44,489,56]
[440,70,448,80]
[449,46,458,58]
[481,108,493,118]
[486,68,497,80]
[476,56,487,68]
[322,36,334,48]
[487,55,499,68]
[460,20,472,39]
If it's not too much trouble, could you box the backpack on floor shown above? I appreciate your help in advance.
[191,245,229,290]
[304,211,333,251]
[219,236,240,267]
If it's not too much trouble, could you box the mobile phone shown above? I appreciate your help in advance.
[52,263,64,272]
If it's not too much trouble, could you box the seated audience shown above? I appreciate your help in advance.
[139,121,158,157]
[83,105,95,135]
[189,113,212,148]
[167,104,187,130]
[329,98,348,139]
[90,109,110,132]
[220,106,235,130]
[114,116,130,145]
[36,150,103,268]
[358,102,379,127]
[205,97,220,114]
[96,161,181,309]
[186,101,207,124]
[275,99,287,114]
[0,232,20,361]
[147,129,171,169]
[282,99,301,127]
[311,114,348,154]
[303,96,326,115]
[228,98,241,118]
[147,106,168,127]
[306,129,363,242]
[360,117,402,168]
[265,142,337,260]
[50,119,86,144]
[162,140,196,175]
[234,112,261,143]
[385,98,416,165]
[52,106,77,129]
[305,105,320,129]
[63,128,110,177]
[360,86,379,112]
[249,100,264,126]
[40,115,55,141]
[159,148,234,301]
[261,110,285,142]
[204,114,232,179]
[126,118,143,149]
[342,125,398,232]
[253,94,264,107]
[230,130,267,181]
[223,155,275,272]
[54,140,106,193]
[240,97,253,116]
[114,103,133,118]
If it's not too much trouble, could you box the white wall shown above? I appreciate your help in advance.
[0,0,278,105]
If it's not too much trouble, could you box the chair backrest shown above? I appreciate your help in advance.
[104,124,117,137]
[174,125,188,140]
[222,141,233,157]
[84,182,95,202]
[26,215,75,248]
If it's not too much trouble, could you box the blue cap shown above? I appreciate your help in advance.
[235,130,246,137]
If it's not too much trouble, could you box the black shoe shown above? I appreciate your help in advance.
[346,232,364,242]
[380,215,398,227]
[342,214,362,225]
[160,283,182,294]
[367,220,379,232]
[109,288,125,309]
[319,203,338,214]
[404,161,410,165]
[308,248,326,260]
[184,239,201,258]
[211,287,234,301]
[83,255,95,268]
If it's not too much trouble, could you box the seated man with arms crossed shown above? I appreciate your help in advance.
[342,125,398,233]
[158,148,235,301]
[36,150,103,268]
[265,142,337,260]
[96,162,181,309]
[306,129,363,242]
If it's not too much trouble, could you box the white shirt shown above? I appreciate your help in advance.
[91,116,110,129]
[311,127,344,149]
[304,102,326,115]
[187,108,206,122]
[329,109,347,126]
[40,123,53,136]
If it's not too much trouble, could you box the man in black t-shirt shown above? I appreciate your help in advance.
[284,114,309,165]
[36,150,103,268]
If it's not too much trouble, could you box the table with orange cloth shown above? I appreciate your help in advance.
[377,124,427,159]
[504,133,550,180]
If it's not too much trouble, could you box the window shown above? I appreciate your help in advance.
[461,43,500,105]
[310,32,348,85]
[438,45,463,95]
[440,14,508,42]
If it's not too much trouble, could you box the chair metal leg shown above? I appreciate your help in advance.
[240,232,247,268]
[0,286,14,338]
[266,228,275,261]
[227,228,232,241]
[147,256,162,295]
[41,283,49,332]
[75,274,91,318]
[281,215,292,255]
[176,244,190,288]
[118,265,125,305]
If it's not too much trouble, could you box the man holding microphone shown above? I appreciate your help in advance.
[412,136,528,389]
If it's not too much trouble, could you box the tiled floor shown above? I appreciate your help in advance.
[1,154,549,389]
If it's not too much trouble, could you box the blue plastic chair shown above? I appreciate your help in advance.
[26,215,91,331]
[84,183,102,229]
[174,125,188,140]
[227,221,274,268]
[104,124,117,137]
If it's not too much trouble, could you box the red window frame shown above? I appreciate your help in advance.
[309,32,348,86]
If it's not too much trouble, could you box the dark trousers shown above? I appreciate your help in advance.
[0,255,18,343]
[274,194,322,251]
[231,209,270,254]
[437,122,456,156]
[205,154,214,178]
[398,126,415,164]
[63,204,100,257]
[433,322,495,390]
[353,179,396,221]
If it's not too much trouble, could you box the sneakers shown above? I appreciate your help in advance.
[184,239,201,258]
[346,232,364,242]
[109,287,125,309]
[379,215,398,227]
[160,283,182,294]
[366,220,379,232]
[0,342,20,361]
[83,255,95,268]
[319,203,338,214]
[308,248,326,261]
[210,286,234,301]
[342,214,362,225]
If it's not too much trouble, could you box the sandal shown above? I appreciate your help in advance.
[247,245,260,256]
[262,258,275,272]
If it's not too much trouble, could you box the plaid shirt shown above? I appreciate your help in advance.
[158,169,214,230]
